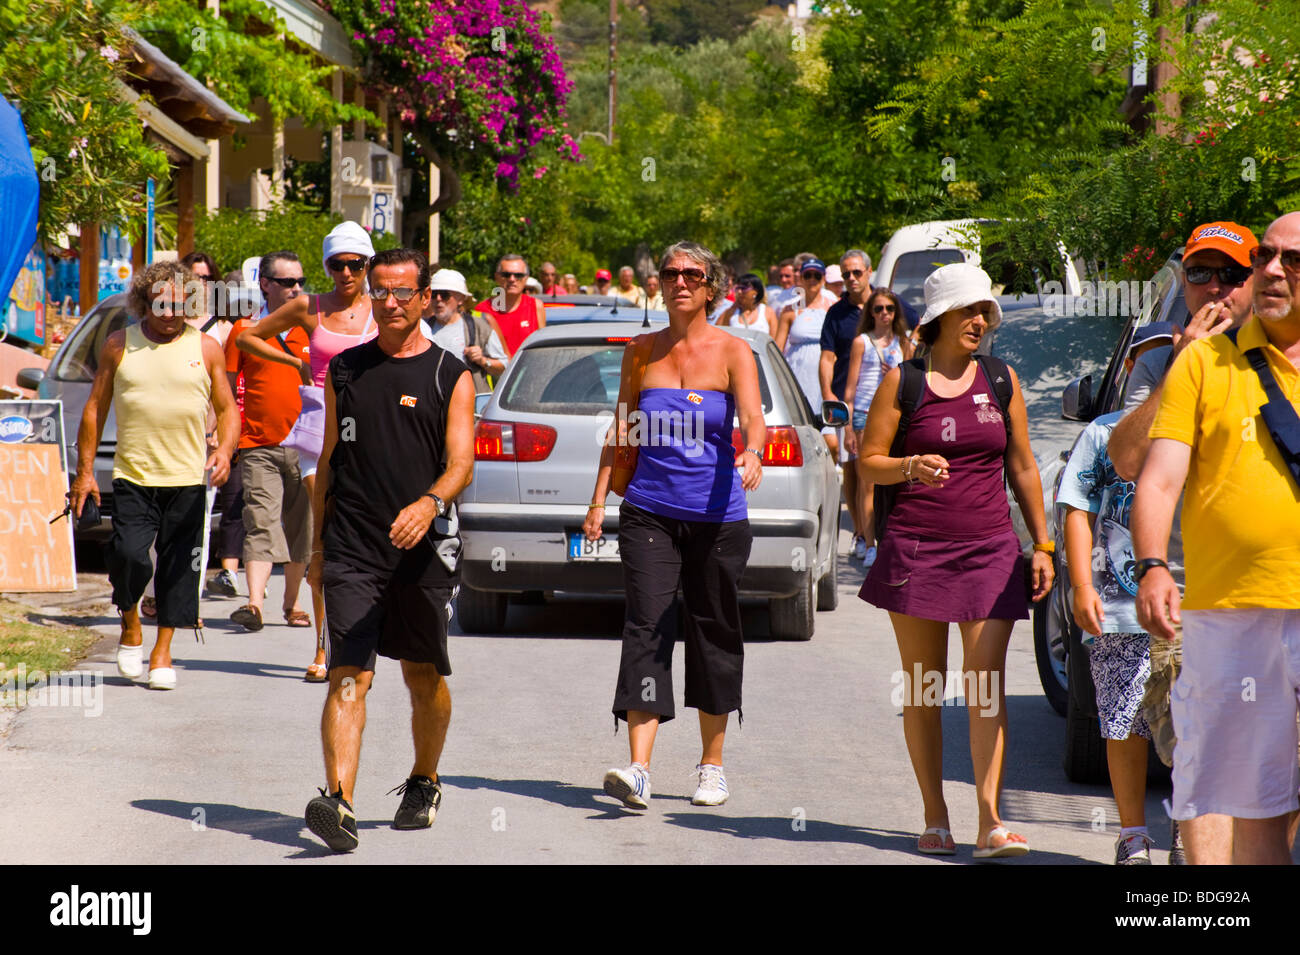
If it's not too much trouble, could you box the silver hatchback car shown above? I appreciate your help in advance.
[458,320,846,640]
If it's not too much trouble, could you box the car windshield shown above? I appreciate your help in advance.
[889,249,966,311]
[498,341,773,415]
[52,301,131,382]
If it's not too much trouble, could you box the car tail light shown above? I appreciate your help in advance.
[730,426,803,467]
[605,336,633,343]
[474,420,558,462]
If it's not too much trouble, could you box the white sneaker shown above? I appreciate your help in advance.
[603,763,651,809]
[116,643,144,679]
[852,535,867,561]
[863,546,877,568]
[691,763,729,806]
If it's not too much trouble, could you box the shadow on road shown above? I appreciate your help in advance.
[442,774,600,811]
[660,812,1101,863]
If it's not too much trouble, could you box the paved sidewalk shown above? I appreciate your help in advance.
[1,550,1187,865]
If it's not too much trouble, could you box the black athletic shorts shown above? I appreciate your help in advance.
[322,558,456,674]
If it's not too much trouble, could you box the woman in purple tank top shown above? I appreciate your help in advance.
[583,241,766,810]
[858,264,1055,859]
[235,222,376,681]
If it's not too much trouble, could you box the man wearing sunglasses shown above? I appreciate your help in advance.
[474,254,546,356]
[1107,220,1258,865]
[305,248,475,851]
[218,251,317,648]
[1134,211,1300,865]
[426,268,508,392]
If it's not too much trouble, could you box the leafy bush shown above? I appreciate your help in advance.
[195,204,399,292]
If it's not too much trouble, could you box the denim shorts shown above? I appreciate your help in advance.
[852,409,868,432]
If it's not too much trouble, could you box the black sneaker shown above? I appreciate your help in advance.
[390,775,441,830]
[206,569,239,597]
[305,787,358,852]
[1169,820,1186,865]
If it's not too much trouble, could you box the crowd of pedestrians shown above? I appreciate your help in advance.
[61,213,1300,863]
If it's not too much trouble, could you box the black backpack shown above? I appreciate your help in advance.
[873,354,1014,542]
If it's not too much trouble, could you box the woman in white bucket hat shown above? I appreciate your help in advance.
[857,262,1055,859]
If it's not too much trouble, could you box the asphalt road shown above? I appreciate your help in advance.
[0,524,1182,866]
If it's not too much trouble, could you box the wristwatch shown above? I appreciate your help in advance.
[745,448,763,459]
[1134,558,1169,583]
[424,492,447,517]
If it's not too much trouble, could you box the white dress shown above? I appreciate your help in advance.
[782,305,830,415]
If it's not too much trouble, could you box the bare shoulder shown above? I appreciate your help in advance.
[199,330,227,363]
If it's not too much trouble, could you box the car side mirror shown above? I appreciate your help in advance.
[16,367,45,390]
[820,399,849,429]
[1061,375,1092,421]
[474,392,492,417]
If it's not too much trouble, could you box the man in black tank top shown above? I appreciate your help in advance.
[303,249,475,852]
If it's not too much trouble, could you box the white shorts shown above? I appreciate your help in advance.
[297,451,318,480]
[1170,608,1300,820]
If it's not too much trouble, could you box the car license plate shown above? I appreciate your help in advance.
[568,532,619,561]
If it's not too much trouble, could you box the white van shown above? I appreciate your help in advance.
[875,219,1084,314]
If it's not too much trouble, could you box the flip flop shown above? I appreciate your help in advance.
[116,643,144,680]
[304,662,328,683]
[284,609,312,628]
[139,596,157,620]
[147,667,177,690]
[230,604,264,632]
[917,827,956,855]
[973,825,1030,859]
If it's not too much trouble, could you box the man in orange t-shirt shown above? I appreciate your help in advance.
[223,251,315,639]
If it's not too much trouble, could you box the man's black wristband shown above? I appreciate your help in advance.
[1134,558,1169,583]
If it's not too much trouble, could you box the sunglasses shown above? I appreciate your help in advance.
[659,267,707,286]
[844,269,867,279]
[431,290,457,301]
[368,286,424,302]
[328,258,368,274]
[266,276,304,289]
[801,271,824,280]
[1250,244,1300,274]
[871,304,896,313]
[497,270,527,280]
[1185,264,1251,286]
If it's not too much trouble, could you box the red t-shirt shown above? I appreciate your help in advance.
[224,317,312,450]
[474,293,543,356]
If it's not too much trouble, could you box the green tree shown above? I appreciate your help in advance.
[643,0,767,48]
[0,0,169,242]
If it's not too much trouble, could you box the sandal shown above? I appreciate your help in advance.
[973,825,1030,859]
[230,604,264,632]
[917,827,956,856]
[304,662,328,683]
[139,596,157,620]
[284,608,312,628]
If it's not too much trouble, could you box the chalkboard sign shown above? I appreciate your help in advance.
[0,400,76,592]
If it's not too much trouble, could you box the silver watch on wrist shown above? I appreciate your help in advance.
[424,492,446,517]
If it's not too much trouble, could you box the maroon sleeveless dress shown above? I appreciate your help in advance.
[859,363,1028,622]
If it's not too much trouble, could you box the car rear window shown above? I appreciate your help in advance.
[53,302,131,382]
[498,341,772,415]
[889,249,966,311]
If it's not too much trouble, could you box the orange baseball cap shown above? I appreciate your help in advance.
[1184,221,1258,267]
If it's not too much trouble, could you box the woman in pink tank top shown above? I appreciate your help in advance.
[235,230,375,681]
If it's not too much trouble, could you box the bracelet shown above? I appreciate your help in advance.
[588,503,605,510]
[745,448,763,459]
[1033,541,1055,554]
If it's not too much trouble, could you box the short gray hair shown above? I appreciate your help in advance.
[657,241,726,309]
[841,249,872,270]
[496,254,529,276]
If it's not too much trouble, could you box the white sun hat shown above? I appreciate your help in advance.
[429,268,470,297]
[919,262,1002,328]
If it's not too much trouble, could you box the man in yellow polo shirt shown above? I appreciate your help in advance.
[1134,211,1300,865]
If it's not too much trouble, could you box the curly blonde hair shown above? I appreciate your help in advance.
[127,261,197,320]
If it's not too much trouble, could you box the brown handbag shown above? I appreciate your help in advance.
[609,334,657,496]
